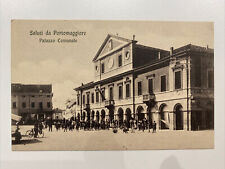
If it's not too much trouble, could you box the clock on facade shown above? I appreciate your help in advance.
[125,51,130,60]
[108,57,114,69]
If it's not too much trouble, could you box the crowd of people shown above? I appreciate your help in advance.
[38,117,157,133]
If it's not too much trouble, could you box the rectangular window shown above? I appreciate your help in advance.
[39,102,43,109]
[77,95,80,105]
[31,102,35,108]
[109,87,113,100]
[208,70,214,88]
[148,78,153,94]
[47,102,51,108]
[175,71,182,89]
[91,93,94,103]
[126,84,130,98]
[101,63,105,73]
[101,90,105,101]
[119,85,123,99]
[87,93,90,104]
[118,55,122,67]
[161,75,166,92]
[12,102,16,108]
[22,102,26,108]
[96,91,99,103]
[83,95,85,104]
[138,81,142,96]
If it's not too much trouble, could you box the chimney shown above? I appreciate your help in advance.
[158,51,161,59]
[133,35,135,41]
[206,45,209,49]
[170,47,174,56]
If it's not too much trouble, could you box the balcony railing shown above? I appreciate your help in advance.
[191,88,214,94]
[143,93,156,103]
[105,99,115,108]
[83,103,90,110]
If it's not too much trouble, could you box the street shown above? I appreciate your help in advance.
[12,125,214,151]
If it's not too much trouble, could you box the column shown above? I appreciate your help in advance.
[183,111,188,130]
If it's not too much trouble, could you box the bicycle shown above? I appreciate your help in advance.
[25,128,44,138]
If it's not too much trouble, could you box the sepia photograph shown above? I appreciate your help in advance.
[11,20,214,151]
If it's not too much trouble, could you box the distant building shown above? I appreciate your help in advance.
[74,34,214,131]
[52,108,64,120]
[11,83,53,123]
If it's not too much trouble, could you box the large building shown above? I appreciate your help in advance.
[11,83,53,123]
[74,34,214,131]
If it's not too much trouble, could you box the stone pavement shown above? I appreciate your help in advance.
[12,125,214,151]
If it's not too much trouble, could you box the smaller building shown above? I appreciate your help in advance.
[11,83,53,124]
[52,108,64,120]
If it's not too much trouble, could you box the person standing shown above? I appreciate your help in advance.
[34,120,39,138]
[48,118,53,132]
[39,121,43,134]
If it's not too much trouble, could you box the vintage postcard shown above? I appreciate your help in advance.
[11,20,214,151]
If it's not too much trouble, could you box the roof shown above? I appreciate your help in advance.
[74,82,94,91]
[11,83,52,93]
[92,34,137,62]
[173,44,214,54]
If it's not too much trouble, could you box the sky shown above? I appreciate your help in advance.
[11,20,213,109]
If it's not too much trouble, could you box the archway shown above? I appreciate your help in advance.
[147,106,153,128]
[91,111,95,121]
[101,109,106,121]
[82,111,86,121]
[77,113,81,121]
[87,111,90,121]
[109,109,114,123]
[159,104,169,129]
[125,108,132,128]
[137,106,145,121]
[96,111,100,122]
[174,104,183,130]
[118,108,124,127]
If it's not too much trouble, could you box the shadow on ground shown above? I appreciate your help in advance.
[160,155,183,169]
[12,138,42,145]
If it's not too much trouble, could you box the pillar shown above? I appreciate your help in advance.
[169,112,174,130]
[123,113,126,122]
[183,111,188,130]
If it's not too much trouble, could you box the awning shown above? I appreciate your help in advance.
[11,114,22,122]
[161,119,170,128]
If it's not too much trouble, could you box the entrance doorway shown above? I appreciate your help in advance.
[159,104,169,129]
[137,106,145,121]
[101,109,106,121]
[96,111,100,122]
[91,111,95,121]
[109,109,114,123]
[174,104,183,130]
[118,108,124,127]
[125,108,132,128]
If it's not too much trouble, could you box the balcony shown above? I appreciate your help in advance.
[83,104,90,111]
[143,93,156,106]
[191,88,214,98]
[105,99,115,109]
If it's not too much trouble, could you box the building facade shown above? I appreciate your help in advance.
[74,34,214,131]
[11,83,53,123]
